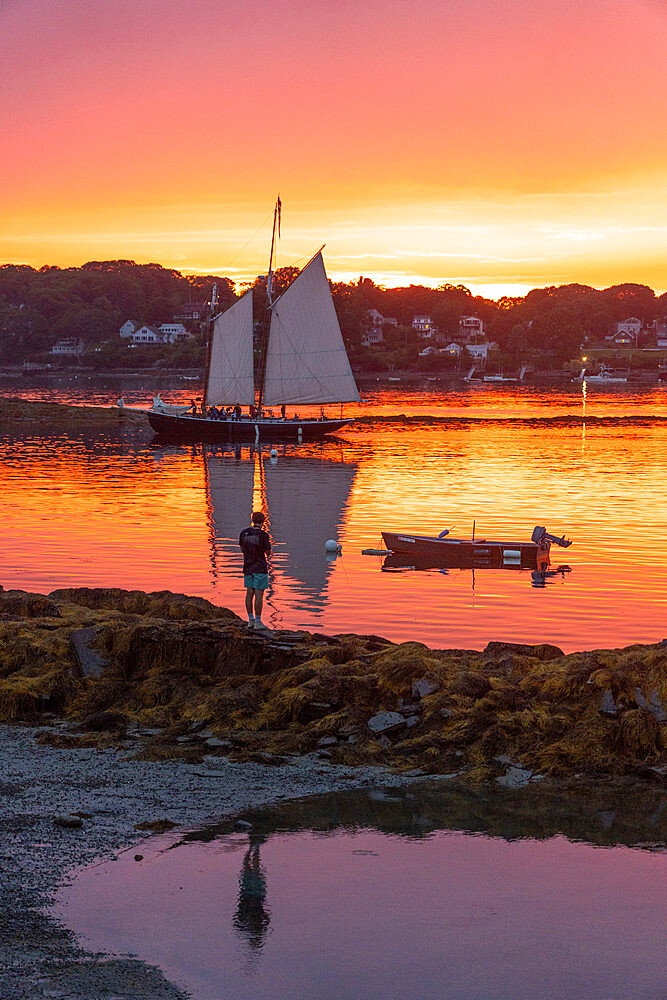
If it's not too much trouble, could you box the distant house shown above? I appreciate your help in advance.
[656,319,667,349]
[119,320,140,339]
[128,325,168,345]
[159,323,192,343]
[458,315,485,341]
[50,338,84,356]
[465,342,493,360]
[444,342,462,357]
[418,346,436,357]
[362,328,385,347]
[176,302,206,321]
[362,308,397,347]
[412,314,435,337]
[606,317,641,345]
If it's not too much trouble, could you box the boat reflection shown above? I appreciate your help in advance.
[204,444,359,611]
[382,551,572,590]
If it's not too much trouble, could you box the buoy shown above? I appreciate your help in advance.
[325,539,342,554]
[270,448,278,458]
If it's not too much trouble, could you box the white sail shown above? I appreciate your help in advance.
[206,290,255,406]
[262,252,360,405]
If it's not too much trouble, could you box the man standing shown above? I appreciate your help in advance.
[239,511,271,630]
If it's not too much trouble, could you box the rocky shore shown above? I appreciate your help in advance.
[1,585,665,783]
[0,584,665,997]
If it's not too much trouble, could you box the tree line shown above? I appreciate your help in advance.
[0,259,664,368]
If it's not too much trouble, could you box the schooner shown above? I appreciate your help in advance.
[143,198,360,442]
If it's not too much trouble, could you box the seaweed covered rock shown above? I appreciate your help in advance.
[0,586,664,782]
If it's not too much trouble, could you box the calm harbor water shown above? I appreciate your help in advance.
[2,378,667,650]
[55,783,667,1000]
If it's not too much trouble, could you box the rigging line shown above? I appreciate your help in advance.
[225,210,274,274]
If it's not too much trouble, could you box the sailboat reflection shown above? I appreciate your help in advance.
[382,551,572,590]
[204,445,359,612]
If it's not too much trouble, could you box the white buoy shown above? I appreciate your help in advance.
[270,448,278,458]
[325,539,342,555]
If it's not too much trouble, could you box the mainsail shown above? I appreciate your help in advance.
[206,290,255,406]
[262,252,360,406]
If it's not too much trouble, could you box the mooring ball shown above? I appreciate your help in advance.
[270,448,278,458]
[324,539,339,553]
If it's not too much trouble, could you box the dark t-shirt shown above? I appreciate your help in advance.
[239,526,271,574]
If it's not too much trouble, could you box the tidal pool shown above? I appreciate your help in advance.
[55,782,666,1000]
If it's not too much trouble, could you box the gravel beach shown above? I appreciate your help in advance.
[0,723,421,999]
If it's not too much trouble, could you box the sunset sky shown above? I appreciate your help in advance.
[1,0,665,297]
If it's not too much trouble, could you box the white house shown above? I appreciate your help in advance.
[362,309,397,347]
[128,325,168,345]
[458,315,485,341]
[444,342,462,357]
[362,328,385,347]
[119,320,140,339]
[159,323,192,343]
[412,314,435,337]
[606,317,641,344]
[656,319,667,348]
[465,342,492,360]
[50,338,84,356]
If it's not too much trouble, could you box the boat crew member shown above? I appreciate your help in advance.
[239,512,271,631]
[189,399,197,414]
[281,404,286,419]
[234,403,242,421]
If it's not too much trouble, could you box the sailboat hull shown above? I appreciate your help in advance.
[147,411,353,441]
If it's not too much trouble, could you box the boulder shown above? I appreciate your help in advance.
[599,690,619,717]
[634,687,666,723]
[496,766,533,788]
[367,710,405,735]
[412,677,440,699]
[70,627,107,678]
[53,814,83,829]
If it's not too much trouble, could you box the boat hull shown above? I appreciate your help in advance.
[381,531,549,570]
[147,411,353,442]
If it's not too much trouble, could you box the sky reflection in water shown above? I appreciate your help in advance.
[55,784,667,1000]
[2,382,667,650]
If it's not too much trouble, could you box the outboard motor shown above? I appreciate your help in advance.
[532,526,572,548]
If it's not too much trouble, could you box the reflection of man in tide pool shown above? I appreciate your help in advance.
[233,832,271,952]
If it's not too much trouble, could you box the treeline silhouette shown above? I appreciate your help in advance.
[0,259,665,366]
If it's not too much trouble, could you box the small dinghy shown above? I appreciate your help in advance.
[381,525,572,570]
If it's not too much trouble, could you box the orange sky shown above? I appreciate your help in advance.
[1,0,665,296]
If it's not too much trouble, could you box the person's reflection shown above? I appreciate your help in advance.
[233,832,271,953]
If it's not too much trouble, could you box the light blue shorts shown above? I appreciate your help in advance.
[244,573,269,590]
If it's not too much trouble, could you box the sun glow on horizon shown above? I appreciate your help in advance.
[0,0,665,294]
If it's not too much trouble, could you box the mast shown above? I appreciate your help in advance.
[201,281,218,410]
[257,196,281,412]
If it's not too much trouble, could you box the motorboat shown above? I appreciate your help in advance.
[380,525,572,571]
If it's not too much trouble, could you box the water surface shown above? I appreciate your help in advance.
[2,381,667,650]
[55,783,667,1000]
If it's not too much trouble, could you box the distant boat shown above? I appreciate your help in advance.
[388,376,401,382]
[572,366,628,384]
[483,365,528,383]
[119,198,360,443]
